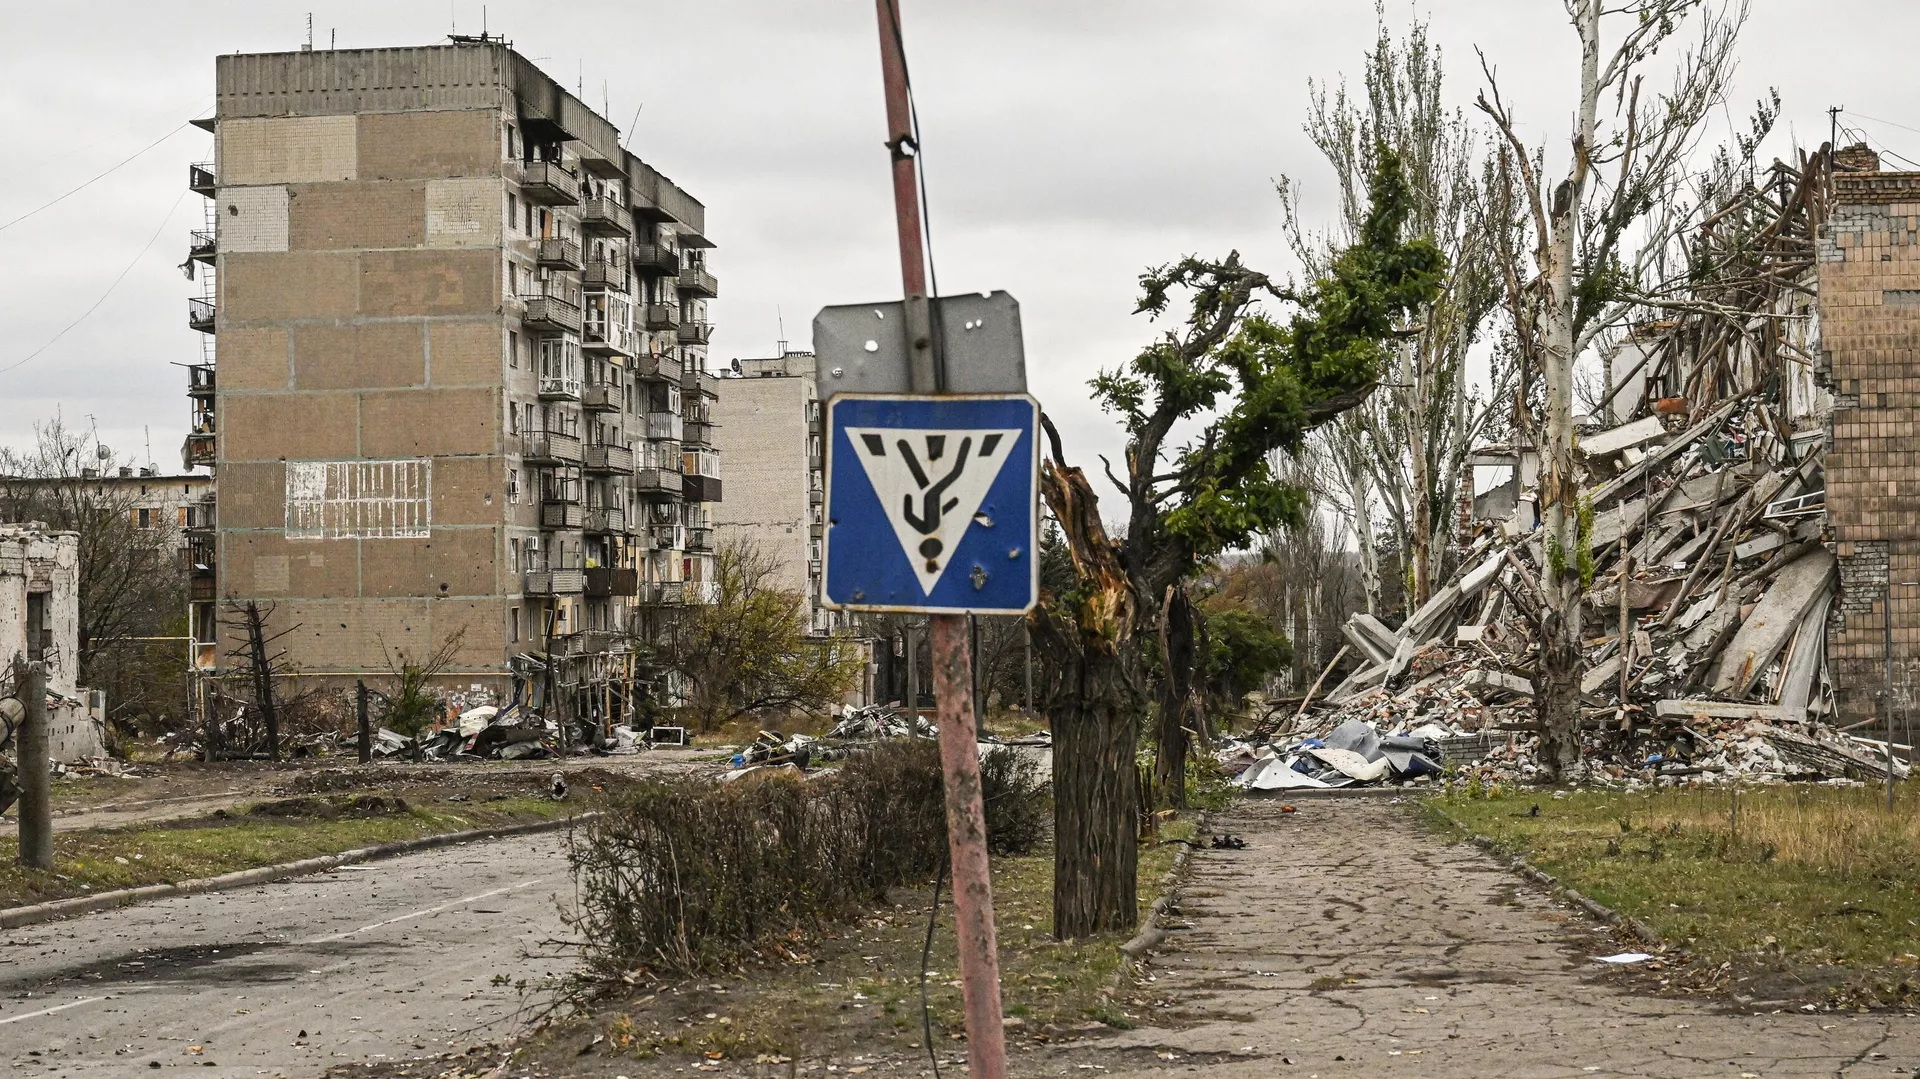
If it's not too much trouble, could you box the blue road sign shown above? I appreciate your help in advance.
[823,393,1039,614]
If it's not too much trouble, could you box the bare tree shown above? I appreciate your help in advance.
[1475,0,1749,774]
[1281,14,1511,615]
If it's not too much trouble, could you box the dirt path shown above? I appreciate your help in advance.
[1043,797,1920,1078]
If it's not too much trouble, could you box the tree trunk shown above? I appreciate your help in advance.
[1154,586,1197,810]
[1051,646,1140,938]
[1349,457,1382,616]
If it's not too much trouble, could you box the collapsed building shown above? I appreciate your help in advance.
[0,525,107,762]
[1247,144,1920,787]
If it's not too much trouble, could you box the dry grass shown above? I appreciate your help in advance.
[1635,784,1920,876]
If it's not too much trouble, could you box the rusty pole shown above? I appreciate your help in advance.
[874,4,1007,1078]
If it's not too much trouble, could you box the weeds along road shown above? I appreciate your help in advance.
[0,829,575,1076]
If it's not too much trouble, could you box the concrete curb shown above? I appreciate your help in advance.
[0,812,599,931]
[1429,804,1664,947]
[1118,810,1209,964]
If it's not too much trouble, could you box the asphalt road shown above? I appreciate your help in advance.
[0,830,576,1076]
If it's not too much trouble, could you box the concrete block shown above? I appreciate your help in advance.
[219,392,359,463]
[223,252,359,322]
[357,109,498,180]
[1711,548,1838,697]
[426,178,503,247]
[220,115,357,185]
[427,319,506,387]
[288,180,426,250]
[213,327,291,391]
[358,388,498,457]
[357,249,496,317]
[359,528,497,598]
[217,185,290,253]
[294,321,427,391]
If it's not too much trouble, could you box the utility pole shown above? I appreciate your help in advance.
[1887,585,1898,811]
[904,621,918,724]
[873,4,1007,1077]
[14,655,52,871]
[356,680,372,764]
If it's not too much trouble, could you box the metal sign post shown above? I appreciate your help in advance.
[834,4,1013,1077]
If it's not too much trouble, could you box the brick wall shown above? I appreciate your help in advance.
[1817,169,1920,721]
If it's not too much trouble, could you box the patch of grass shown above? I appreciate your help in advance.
[0,795,566,909]
[575,815,1197,1066]
[1427,784,1920,989]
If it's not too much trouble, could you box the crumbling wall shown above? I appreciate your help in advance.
[1818,168,1920,723]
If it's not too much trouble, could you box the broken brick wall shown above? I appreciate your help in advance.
[1818,166,1920,723]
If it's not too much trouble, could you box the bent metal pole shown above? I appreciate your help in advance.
[873,4,1009,1079]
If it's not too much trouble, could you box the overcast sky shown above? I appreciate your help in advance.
[0,1,1913,482]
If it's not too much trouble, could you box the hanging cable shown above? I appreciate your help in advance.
[918,861,947,1079]
[0,188,190,377]
[0,122,196,236]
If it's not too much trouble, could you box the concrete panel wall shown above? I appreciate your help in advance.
[220,115,357,185]
[288,180,426,250]
[223,532,360,598]
[360,528,497,598]
[213,461,287,529]
[215,327,291,391]
[223,252,358,322]
[221,392,359,462]
[427,319,504,386]
[218,186,290,253]
[428,455,503,527]
[357,249,497,317]
[294,322,427,391]
[712,376,812,600]
[359,388,498,457]
[426,178,502,248]
[357,110,498,180]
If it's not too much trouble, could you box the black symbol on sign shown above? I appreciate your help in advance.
[860,433,1005,572]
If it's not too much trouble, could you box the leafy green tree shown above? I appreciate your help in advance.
[1201,608,1292,714]
[1033,146,1445,937]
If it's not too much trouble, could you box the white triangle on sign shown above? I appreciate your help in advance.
[844,427,1022,595]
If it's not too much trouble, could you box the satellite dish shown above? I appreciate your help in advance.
[95,445,111,460]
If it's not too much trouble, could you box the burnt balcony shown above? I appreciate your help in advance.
[189,162,216,196]
[687,526,714,552]
[677,266,718,298]
[632,244,680,277]
[681,475,722,503]
[581,382,623,412]
[584,443,634,473]
[633,468,684,498]
[634,353,682,382]
[189,229,216,264]
[580,195,633,237]
[183,432,216,469]
[541,501,587,529]
[537,237,583,270]
[585,506,627,534]
[515,160,580,205]
[520,294,583,334]
[677,320,713,346]
[642,304,679,331]
[186,364,216,398]
[583,257,627,292]
[585,567,639,597]
[188,297,215,333]
[524,568,588,595]
[522,430,584,464]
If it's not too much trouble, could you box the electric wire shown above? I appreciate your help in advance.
[0,188,191,377]
[919,862,947,1079]
[0,121,195,236]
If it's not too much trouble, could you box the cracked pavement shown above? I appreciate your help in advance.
[1036,798,1920,1079]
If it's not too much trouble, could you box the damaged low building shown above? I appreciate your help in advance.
[0,525,106,762]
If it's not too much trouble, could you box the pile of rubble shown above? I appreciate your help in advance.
[1239,392,1909,790]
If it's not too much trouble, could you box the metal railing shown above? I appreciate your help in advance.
[632,243,681,276]
[538,237,582,269]
[187,297,215,332]
[581,196,633,236]
[585,506,627,534]
[583,257,627,291]
[677,320,713,345]
[522,430,584,463]
[189,229,216,261]
[189,162,215,195]
[642,303,680,330]
[677,266,719,297]
[515,160,581,204]
[584,442,634,473]
[520,294,583,333]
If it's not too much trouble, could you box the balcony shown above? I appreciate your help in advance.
[681,475,722,503]
[189,575,218,603]
[189,229,216,264]
[186,364,216,398]
[677,320,713,346]
[582,320,633,358]
[585,506,627,534]
[515,161,580,205]
[189,162,215,196]
[687,526,714,552]
[633,469,684,498]
[521,430,584,464]
[677,266,719,298]
[632,244,680,277]
[520,294,583,334]
[580,196,633,237]
[524,568,588,595]
[183,432,216,469]
[642,304,679,331]
[541,501,587,529]
[680,368,720,397]
[583,258,627,291]
[809,487,824,506]
[581,382,623,412]
[537,370,582,401]
[682,420,714,446]
[634,353,682,382]
[650,524,685,551]
[584,443,634,473]
[537,237,583,270]
[188,297,215,333]
[645,412,684,441]
[637,580,685,606]
[585,567,639,597]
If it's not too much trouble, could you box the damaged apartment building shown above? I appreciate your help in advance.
[182,39,722,732]
[1428,142,1920,752]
